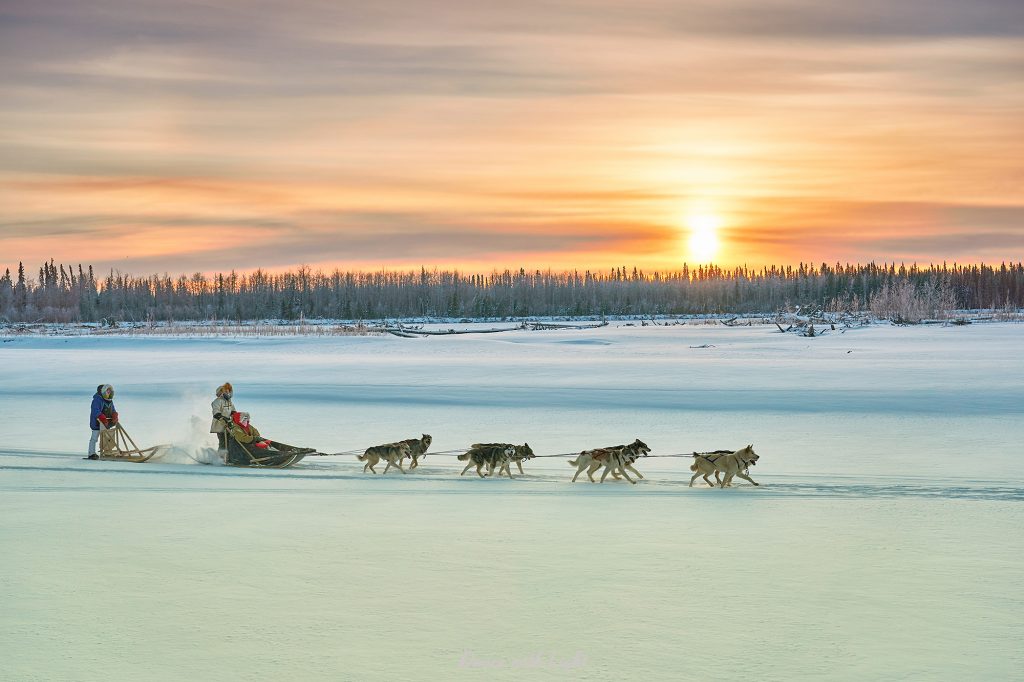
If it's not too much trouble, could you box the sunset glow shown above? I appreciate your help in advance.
[1,1,1022,274]
[686,214,722,264]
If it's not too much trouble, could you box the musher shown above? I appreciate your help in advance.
[88,384,118,459]
[210,382,235,451]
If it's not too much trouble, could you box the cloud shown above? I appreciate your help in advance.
[723,200,1024,264]
[1,1,1022,272]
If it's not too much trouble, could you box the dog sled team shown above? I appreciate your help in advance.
[86,382,761,484]
[361,435,758,486]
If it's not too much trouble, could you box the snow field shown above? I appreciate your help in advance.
[1,323,1022,680]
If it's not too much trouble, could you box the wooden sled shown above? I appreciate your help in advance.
[224,435,315,469]
[96,423,170,462]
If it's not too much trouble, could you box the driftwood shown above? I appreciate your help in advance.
[383,328,421,338]
[382,320,609,336]
[774,307,873,337]
[525,321,609,331]
[385,326,519,336]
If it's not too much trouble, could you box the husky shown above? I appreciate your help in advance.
[471,442,535,475]
[398,434,432,469]
[459,443,528,478]
[686,449,733,487]
[569,439,650,484]
[594,439,650,481]
[689,445,759,487]
[358,441,412,474]
[569,448,626,484]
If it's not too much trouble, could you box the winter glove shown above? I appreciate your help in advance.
[97,414,109,427]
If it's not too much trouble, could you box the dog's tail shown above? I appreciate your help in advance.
[357,453,368,461]
[457,452,470,461]
[568,458,579,466]
[690,452,709,471]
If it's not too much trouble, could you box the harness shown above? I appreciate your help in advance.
[696,452,753,474]
[616,446,646,465]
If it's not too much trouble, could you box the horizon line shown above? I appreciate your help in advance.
[5,258,1024,282]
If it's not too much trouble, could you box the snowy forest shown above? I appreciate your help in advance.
[1,260,1022,323]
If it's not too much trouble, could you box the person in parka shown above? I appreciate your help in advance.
[210,383,236,450]
[227,411,269,449]
[88,384,117,459]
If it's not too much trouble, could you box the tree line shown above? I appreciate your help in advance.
[1,260,1022,323]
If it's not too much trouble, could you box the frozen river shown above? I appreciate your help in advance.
[1,323,1022,680]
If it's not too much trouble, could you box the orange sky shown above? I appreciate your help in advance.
[1,0,1022,275]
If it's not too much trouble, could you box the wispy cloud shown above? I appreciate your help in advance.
[1,0,1022,273]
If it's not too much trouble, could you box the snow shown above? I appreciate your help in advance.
[1,323,1022,680]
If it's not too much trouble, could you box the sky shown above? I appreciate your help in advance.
[1,0,1022,275]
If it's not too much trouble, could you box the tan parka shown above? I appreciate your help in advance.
[210,396,236,433]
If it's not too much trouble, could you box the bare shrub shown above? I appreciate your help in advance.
[869,278,957,323]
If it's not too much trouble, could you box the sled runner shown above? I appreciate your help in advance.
[92,423,169,462]
[223,434,315,468]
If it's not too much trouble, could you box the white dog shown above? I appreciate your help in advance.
[689,445,759,487]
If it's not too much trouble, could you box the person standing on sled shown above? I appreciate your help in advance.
[210,383,235,451]
[88,384,118,459]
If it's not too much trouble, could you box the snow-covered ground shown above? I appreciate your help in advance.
[1,323,1022,680]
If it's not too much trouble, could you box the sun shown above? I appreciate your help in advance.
[687,213,721,263]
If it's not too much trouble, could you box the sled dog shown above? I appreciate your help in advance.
[399,434,432,469]
[459,443,531,478]
[358,441,412,474]
[686,449,733,487]
[568,448,628,484]
[689,445,759,487]
[458,444,512,478]
[471,442,536,474]
[596,439,651,481]
[569,439,650,484]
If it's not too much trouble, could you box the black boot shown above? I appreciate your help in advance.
[88,454,99,460]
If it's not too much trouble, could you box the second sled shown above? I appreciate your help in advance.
[95,423,170,462]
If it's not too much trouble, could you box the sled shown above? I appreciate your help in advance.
[223,434,315,468]
[94,423,170,462]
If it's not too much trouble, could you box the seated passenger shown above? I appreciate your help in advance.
[227,411,270,450]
